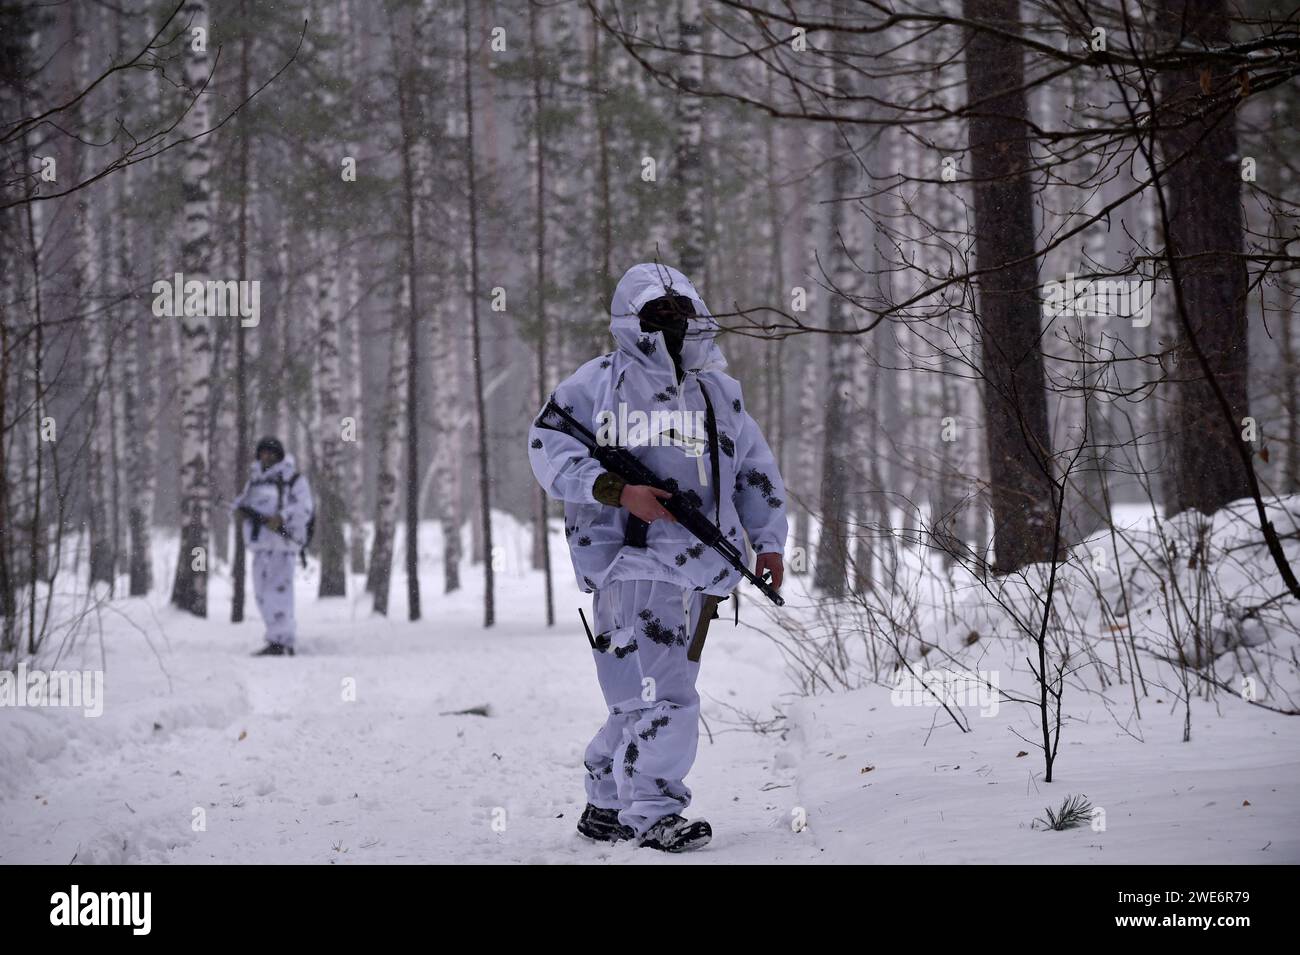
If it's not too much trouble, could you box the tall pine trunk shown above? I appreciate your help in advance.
[1156,0,1251,514]
[962,0,1056,573]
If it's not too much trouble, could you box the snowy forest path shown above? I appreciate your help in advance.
[0,573,823,864]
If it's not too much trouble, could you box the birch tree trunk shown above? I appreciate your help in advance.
[581,10,622,363]
[851,349,876,593]
[394,9,423,620]
[462,0,494,627]
[339,0,367,577]
[368,278,409,614]
[74,9,114,589]
[587,12,614,352]
[315,230,348,596]
[0,296,11,649]
[207,194,234,567]
[674,0,705,276]
[792,107,822,567]
[170,0,215,616]
[527,0,555,626]
[306,3,347,596]
[343,254,368,574]
[762,71,787,468]
[435,8,468,592]
[23,194,47,650]
[417,0,461,595]
[1278,207,1299,493]
[813,45,860,597]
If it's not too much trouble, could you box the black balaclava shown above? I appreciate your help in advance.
[637,294,695,380]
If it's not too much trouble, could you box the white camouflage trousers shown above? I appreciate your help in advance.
[583,578,710,836]
[252,550,297,648]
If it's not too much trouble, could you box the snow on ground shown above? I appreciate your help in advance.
[779,496,1300,863]
[2,508,1298,864]
[0,519,820,864]
[785,685,1299,864]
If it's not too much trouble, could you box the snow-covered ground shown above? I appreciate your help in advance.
[789,686,1299,863]
[2,510,1298,864]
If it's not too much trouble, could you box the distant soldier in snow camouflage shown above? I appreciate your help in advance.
[231,437,314,657]
[528,263,788,852]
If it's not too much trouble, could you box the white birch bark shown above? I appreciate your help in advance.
[170,0,215,616]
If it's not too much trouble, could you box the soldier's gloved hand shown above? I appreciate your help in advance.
[266,514,284,532]
[620,485,677,524]
[755,552,783,590]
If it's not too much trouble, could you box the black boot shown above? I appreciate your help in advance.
[576,804,635,843]
[252,642,294,657]
[638,813,712,852]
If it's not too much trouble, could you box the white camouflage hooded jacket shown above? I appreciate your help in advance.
[528,263,788,596]
[230,453,314,555]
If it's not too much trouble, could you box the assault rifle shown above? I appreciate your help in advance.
[236,506,294,545]
[536,396,785,607]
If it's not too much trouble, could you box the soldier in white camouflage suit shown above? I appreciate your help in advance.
[529,263,788,852]
[232,437,314,657]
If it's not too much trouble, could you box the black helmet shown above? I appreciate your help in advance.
[255,436,285,462]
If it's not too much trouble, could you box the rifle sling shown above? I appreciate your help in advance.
[698,381,722,528]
